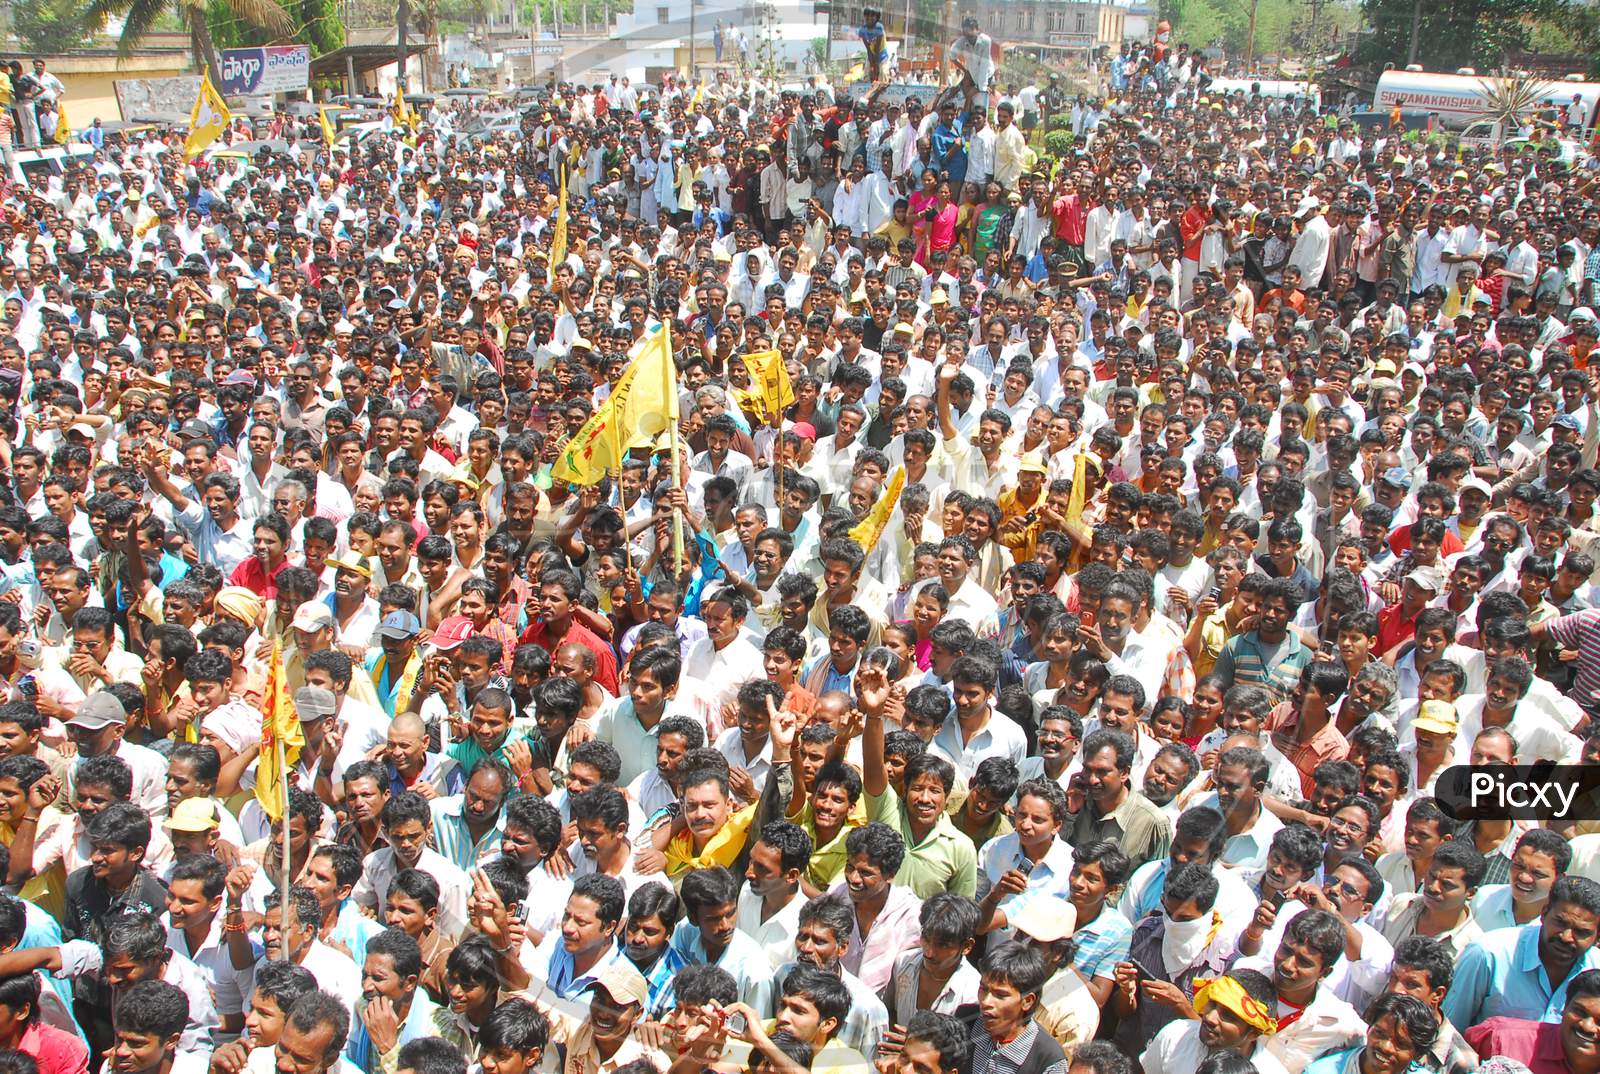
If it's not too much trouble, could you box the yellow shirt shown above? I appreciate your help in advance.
[874,217,912,247]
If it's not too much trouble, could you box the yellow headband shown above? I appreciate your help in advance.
[1193,976,1278,1036]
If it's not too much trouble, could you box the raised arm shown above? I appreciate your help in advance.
[138,445,193,514]
[857,663,891,798]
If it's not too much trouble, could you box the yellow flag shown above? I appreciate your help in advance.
[848,466,906,554]
[737,349,795,424]
[53,99,69,146]
[552,395,620,485]
[255,638,304,822]
[319,105,337,146]
[611,323,680,451]
[184,73,231,161]
[1066,452,1086,526]
[391,90,419,133]
[548,162,568,285]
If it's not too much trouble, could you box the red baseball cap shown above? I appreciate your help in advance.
[430,616,476,651]
[791,422,817,441]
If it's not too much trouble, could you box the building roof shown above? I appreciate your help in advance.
[308,28,435,80]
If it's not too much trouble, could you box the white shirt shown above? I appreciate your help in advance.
[60,941,218,1051]
[714,726,774,797]
[1289,216,1332,287]
[1141,1019,1293,1074]
[1443,223,1487,288]
[735,883,805,969]
[165,914,257,1018]
[350,846,471,939]
[299,938,363,1016]
[931,707,1028,779]
[681,633,765,711]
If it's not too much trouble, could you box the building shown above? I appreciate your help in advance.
[965,1,1124,60]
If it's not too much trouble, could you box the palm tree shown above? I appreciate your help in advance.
[90,0,294,87]
[1474,69,1556,142]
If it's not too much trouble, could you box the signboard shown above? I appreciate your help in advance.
[535,42,564,55]
[845,82,942,108]
[219,45,311,97]
[1047,32,1097,48]
[112,75,202,122]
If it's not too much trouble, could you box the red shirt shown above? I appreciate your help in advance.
[1051,193,1088,244]
[227,554,288,600]
[1466,1018,1571,1074]
[1180,206,1209,262]
[1377,601,1421,655]
[19,1019,90,1074]
[517,617,619,694]
[1388,525,1465,558]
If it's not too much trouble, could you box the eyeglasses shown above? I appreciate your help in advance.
[1325,880,1365,901]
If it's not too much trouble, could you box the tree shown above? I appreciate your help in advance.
[90,0,293,86]
[206,0,343,56]
[1356,0,1540,70]
[13,0,93,52]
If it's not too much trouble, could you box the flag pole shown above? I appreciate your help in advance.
[773,403,784,524]
[278,726,291,960]
[666,324,686,573]
[612,393,636,578]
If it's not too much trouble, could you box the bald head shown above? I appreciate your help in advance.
[390,711,426,738]
[814,690,853,728]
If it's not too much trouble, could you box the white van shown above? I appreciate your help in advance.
[1207,78,1322,112]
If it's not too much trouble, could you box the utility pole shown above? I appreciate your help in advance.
[690,0,697,81]
[1406,0,1423,65]
[1244,0,1258,70]
[533,1,541,82]
[397,0,410,92]
[938,0,954,83]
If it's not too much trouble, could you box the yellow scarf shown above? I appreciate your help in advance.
[666,803,758,877]
[371,650,424,718]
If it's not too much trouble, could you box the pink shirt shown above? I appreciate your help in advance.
[829,880,924,993]
[19,1019,90,1074]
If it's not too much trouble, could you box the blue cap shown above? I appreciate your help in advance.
[377,610,421,639]
[1555,413,1583,432]
[1380,466,1413,490]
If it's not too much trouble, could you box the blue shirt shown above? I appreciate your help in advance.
[531,930,624,1000]
[634,945,687,1019]
[979,833,1076,942]
[428,793,506,872]
[1443,921,1600,1030]
[22,900,81,1039]
[670,921,776,1019]
[329,900,385,975]
[805,655,857,697]
[345,991,442,1074]
[930,117,969,184]
[1071,906,1134,983]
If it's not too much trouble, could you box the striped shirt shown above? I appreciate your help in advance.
[427,794,506,872]
[1214,630,1315,704]
[970,1021,1070,1074]
[1070,907,1133,983]
[1545,608,1600,714]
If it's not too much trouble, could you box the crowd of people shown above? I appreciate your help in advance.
[0,21,1595,1074]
